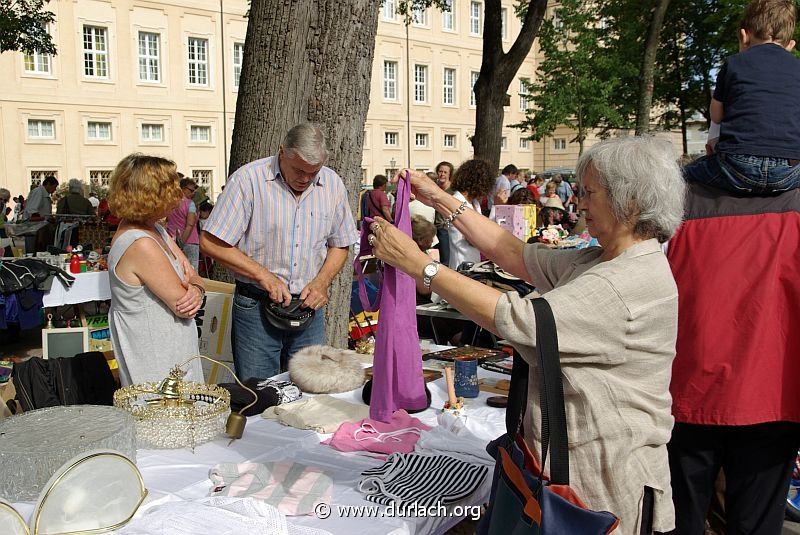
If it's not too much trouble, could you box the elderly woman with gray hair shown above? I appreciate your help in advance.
[56,179,94,216]
[368,136,685,534]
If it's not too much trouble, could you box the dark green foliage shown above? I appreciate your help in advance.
[0,0,56,55]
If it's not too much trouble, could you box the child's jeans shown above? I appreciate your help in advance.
[684,152,800,194]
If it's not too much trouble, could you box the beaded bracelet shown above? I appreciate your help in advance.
[444,200,470,228]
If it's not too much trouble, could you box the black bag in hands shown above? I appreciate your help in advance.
[263,297,315,332]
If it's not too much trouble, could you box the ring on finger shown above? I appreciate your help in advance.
[370,222,380,233]
[368,235,376,246]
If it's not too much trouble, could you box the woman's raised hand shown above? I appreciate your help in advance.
[392,169,441,207]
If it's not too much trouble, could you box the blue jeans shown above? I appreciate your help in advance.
[684,152,800,194]
[231,291,325,380]
[435,227,450,266]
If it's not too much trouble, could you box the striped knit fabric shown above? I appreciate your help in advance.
[209,462,333,516]
[358,453,488,508]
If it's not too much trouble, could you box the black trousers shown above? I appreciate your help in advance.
[667,422,800,535]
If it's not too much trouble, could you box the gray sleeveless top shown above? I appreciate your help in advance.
[108,225,203,386]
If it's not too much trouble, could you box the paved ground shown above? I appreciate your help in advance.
[785,520,800,534]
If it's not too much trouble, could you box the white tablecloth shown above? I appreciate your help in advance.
[42,270,110,307]
[134,372,505,535]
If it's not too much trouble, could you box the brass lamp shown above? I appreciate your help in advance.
[113,355,257,450]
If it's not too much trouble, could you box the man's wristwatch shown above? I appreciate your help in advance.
[422,261,441,290]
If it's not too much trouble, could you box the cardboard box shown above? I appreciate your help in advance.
[198,279,235,384]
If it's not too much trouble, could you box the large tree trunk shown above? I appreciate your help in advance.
[230,0,380,348]
[635,0,672,135]
[472,0,547,171]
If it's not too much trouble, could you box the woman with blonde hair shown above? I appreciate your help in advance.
[107,154,204,386]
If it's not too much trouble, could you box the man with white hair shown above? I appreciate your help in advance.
[201,123,358,380]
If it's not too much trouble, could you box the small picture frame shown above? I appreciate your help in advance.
[42,327,90,359]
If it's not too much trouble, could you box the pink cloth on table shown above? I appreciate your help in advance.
[322,409,432,457]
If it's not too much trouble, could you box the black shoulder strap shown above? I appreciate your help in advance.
[506,297,570,485]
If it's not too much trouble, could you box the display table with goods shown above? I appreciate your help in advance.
[7,348,510,535]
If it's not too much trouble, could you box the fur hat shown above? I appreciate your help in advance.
[289,345,366,394]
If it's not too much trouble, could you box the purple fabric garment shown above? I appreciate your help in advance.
[354,174,428,422]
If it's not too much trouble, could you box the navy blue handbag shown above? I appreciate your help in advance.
[477,298,619,534]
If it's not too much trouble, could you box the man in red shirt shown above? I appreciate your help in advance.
[366,175,393,223]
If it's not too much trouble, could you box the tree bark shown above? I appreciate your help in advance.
[635,0,672,135]
[472,0,547,171]
[230,0,380,348]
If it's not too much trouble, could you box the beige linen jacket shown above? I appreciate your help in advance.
[494,239,677,534]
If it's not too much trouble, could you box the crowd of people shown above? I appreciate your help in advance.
[3,1,798,533]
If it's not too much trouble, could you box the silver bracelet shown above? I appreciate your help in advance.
[444,200,469,228]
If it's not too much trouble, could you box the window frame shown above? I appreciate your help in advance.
[443,133,457,149]
[384,131,399,147]
[137,31,161,83]
[383,60,398,101]
[443,67,456,106]
[553,137,567,151]
[469,70,479,108]
[140,123,165,143]
[86,120,112,141]
[190,124,212,144]
[441,0,455,31]
[27,119,56,140]
[187,36,209,87]
[469,1,482,36]
[83,25,109,79]
[413,64,428,104]
[233,42,244,88]
[414,132,429,148]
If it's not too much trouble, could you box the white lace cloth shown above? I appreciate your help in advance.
[117,497,332,535]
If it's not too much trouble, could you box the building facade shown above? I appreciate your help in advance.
[0,0,612,200]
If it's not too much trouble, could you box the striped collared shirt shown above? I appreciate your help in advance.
[203,155,358,293]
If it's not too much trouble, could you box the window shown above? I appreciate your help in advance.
[415,133,428,148]
[187,37,209,86]
[233,42,244,88]
[383,0,396,20]
[443,67,456,105]
[28,119,55,139]
[384,132,398,146]
[470,71,479,107]
[501,8,508,40]
[87,121,112,141]
[383,60,397,101]
[519,79,530,111]
[83,26,108,78]
[412,6,427,26]
[414,64,427,103]
[192,169,212,188]
[30,170,58,188]
[138,32,160,82]
[519,137,530,150]
[470,1,482,35]
[24,25,51,74]
[89,170,112,187]
[442,0,454,30]
[554,138,567,150]
[190,125,211,143]
[141,123,164,142]
[552,12,564,30]
[443,134,456,148]
[501,136,508,150]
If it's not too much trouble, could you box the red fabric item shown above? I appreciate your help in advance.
[527,185,541,203]
[367,189,390,219]
[667,184,800,425]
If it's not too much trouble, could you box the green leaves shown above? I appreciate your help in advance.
[0,0,56,54]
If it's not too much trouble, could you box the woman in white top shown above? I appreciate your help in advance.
[107,154,205,385]
[447,159,495,270]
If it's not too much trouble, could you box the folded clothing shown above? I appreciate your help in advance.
[358,453,488,508]
[415,412,495,466]
[209,462,333,517]
[322,409,431,457]
[262,394,369,433]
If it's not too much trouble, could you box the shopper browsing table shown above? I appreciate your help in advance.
[107,154,204,386]
[200,123,358,380]
[367,136,686,534]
